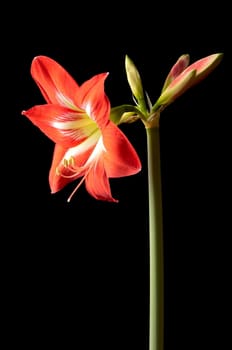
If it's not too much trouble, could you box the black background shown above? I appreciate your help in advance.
[4,3,230,349]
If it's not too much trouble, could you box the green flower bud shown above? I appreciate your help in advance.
[125,55,145,102]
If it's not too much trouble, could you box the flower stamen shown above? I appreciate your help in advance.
[67,166,92,202]
[55,155,93,201]
[56,157,82,178]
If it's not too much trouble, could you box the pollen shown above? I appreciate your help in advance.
[63,158,69,167]
[56,157,81,179]
[69,156,75,167]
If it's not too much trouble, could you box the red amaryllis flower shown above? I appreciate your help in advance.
[22,56,141,202]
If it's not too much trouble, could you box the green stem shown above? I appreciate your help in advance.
[146,126,164,350]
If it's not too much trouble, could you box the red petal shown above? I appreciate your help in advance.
[49,141,97,193]
[49,144,74,193]
[77,73,110,128]
[31,55,80,105]
[102,122,142,177]
[85,156,118,202]
[49,144,87,194]
[22,105,87,147]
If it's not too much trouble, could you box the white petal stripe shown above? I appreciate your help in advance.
[64,130,101,160]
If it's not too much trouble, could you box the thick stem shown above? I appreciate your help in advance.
[146,126,164,350]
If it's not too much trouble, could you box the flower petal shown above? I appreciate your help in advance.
[49,132,100,193]
[22,104,91,147]
[49,144,75,193]
[85,156,118,202]
[77,73,110,128]
[102,122,142,177]
[49,144,88,194]
[31,55,80,106]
